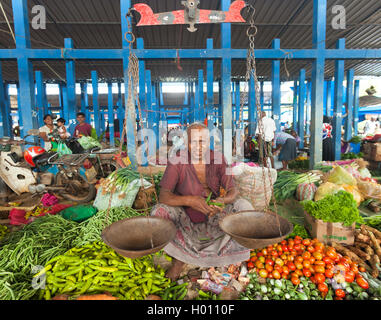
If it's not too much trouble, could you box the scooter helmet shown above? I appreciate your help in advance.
[24,146,46,167]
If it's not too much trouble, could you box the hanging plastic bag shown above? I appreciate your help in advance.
[327,166,357,186]
[78,136,102,150]
[57,141,72,156]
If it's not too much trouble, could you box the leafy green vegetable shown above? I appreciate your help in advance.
[341,152,364,160]
[363,214,381,231]
[287,224,310,239]
[302,191,364,227]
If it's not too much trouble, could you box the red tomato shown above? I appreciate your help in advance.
[287,239,295,247]
[281,240,287,245]
[314,242,325,252]
[271,251,279,257]
[265,259,274,266]
[257,252,263,257]
[258,269,268,278]
[280,254,288,261]
[268,273,274,279]
[309,257,316,265]
[288,244,294,251]
[294,236,303,242]
[282,245,289,252]
[314,273,326,284]
[307,245,315,253]
[359,266,366,273]
[294,269,303,277]
[267,245,273,251]
[294,244,302,251]
[314,265,325,274]
[302,239,311,246]
[282,266,290,275]
[261,249,268,256]
[356,276,369,289]
[302,251,311,260]
[275,258,284,267]
[310,275,317,284]
[255,261,264,269]
[325,263,334,270]
[351,264,359,274]
[250,256,258,263]
[314,260,325,267]
[335,289,346,298]
[303,260,311,269]
[325,248,337,260]
[291,277,300,286]
[290,249,298,256]
[287,262,296,271]
[322,257,333,265]
[294,239,302,245]
[312,251,323,261]
[272,270,281,279]
[334,297,343,300]
[247,262,254,269]
[265,264,274,273]
[303,268,312,278]
[325,269,334,278]
[282,273,289,280]
[341,256,352,264]
[295,262,303,270]
[318,283,328,293]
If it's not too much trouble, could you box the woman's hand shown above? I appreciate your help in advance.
[185,196,214,216]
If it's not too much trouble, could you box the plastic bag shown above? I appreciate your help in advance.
[93,178,152,211]
[356,179,381,200]
[314,182,345,201]
[327,166,357,186]
[60,205,98,223]
[78,136,102,150]
[339,184,363,207]
[296,183,318,201]
[57,142,72,156]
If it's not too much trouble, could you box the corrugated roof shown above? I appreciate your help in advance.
[0,0,379,81]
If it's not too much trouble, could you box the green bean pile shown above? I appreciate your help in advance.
[72,207,147,247]
[0,215,81,300]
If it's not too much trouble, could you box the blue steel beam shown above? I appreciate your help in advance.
[117,82,123,138]
[221,0,232,163]
[333,39,345,160]
[293,80,298,131]
[298,69,306,149]
[12,0,38,140]
[344,69,355,142]
[107,82,115,146]
[35,71,45,127]
[64,38,77,126]
[309,0,327,168]
[91,71,101,135]
[198,69,204,121]
[272,39,281,131]
[353,80,360,136]
[1,48,381,60]
[194,79,200,122]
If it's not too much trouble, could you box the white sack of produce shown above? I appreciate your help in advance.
[314,182,345,202]
[93,178,152,210]
[232,163,277,211]
[296,183,318,201]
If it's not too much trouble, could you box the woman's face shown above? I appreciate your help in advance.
[44,116,53,126]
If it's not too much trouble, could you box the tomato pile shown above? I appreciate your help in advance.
[246,236,369,300]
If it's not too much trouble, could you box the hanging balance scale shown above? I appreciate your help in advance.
[218,6,293,249]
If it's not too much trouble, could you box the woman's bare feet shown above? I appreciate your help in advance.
[166,258,185,281]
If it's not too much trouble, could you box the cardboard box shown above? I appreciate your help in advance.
[370,143,381,161]
[303,211,355,245]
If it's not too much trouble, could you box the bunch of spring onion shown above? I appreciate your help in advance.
[100,168,144,195]
[273,171,321,202]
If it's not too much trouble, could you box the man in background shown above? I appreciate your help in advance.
[74,112,93,138]
[256,111,276,168]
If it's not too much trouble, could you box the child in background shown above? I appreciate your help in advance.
[56,118,70,139]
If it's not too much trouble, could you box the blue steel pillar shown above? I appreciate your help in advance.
[353,80,360,136]
[272,39,281,131]
[306,82,311,137]
[248,76,256,136]
[333,39,345,160]
[0,65,6,137]
[121,0,137,166]
[64,38,77,126]
[137,38,146,127]
[309,0,327,168]
[35,71,45,127]
[80,82,87,116]
[91,71,100,135]
[235,81,241,127]
[117,82,123,138]
[292,80,298,131]
[198,70,204,121]
[12,0,38,140]
[298,69,306,149]
[326,80,333,117]
[207,38,214,147]
[221,0,232,163]
[145,70,153,129]
[344,69,354,142]
[4,83,12,137]
[62,84,69,122]
[260,81,264,111]
[107,82,115,146]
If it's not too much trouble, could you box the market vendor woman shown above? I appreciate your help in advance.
[151,122,256,280]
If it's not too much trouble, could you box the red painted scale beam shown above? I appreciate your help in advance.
[133,1,246,27]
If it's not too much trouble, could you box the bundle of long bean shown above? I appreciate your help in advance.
[273,171,321,202]
[0,215,81,300]
[72,207,147,247]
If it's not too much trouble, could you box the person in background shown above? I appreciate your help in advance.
[364,116,378,136]
[56,118,70,139]
[256,111,276,168]
[273,131,297,170]
[39,114,56,151]
[74,112,93,138]
[323,116,335,161]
